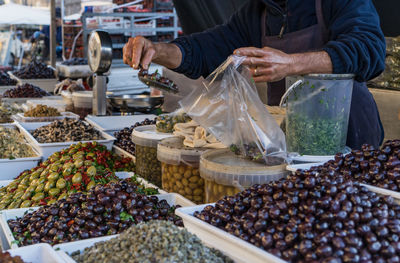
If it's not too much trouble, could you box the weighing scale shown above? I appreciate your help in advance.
[88,30,112,116]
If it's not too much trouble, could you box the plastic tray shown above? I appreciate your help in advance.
[0,193,193,250]
[176,185,400,263]
[0,85,16,95]
[114,172,167,193]
[85,114,156,134]
[13,111,79,123]
[0,124,42,180]
[286,162,325,173]
[112,145,136,162]
[9,72,58,93]
[56,64,92,78]
[1,96,58,105]
[7,243,65,263]
[16,121,116,159]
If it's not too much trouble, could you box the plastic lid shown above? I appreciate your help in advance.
[131,125,175,148]
[200,149,288,188]
[72,91,93,98]
[157,137,208,167]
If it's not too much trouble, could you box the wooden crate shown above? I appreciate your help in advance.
[369,88,400,140]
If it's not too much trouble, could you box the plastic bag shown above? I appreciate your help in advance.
[179,55,287,164]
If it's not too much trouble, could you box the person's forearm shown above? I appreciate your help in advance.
[153,43,182,69]
[290,51,333,76]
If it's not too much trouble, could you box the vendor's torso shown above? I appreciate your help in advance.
[262,0,384,148]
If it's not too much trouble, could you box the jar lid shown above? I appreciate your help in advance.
[72,91,92,98]
[157,137,208,166]
[200,149,287,188]
[131,125,175,147]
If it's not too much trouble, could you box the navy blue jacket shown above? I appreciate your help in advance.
[171,0,386,82]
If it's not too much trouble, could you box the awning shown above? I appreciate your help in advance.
[0,3,50,25]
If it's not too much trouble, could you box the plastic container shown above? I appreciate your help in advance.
[200,149,288,203]
[131,125,175,187]
[0,193,193,250]
[61,90,74,112]
[16,121,115,159]
[282,74,354,156]
[85,114,156,134]
[72,91,92,119]
[158,137,207,204]
[13,111,79,122]
[56,64,92,78]
[7,243,65,263]
[0,124,42,180]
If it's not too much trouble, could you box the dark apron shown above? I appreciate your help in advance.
[262,0,384,149]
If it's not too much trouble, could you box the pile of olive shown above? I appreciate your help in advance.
[161,163,204,203]
[0,142,134,209]
[3,84,50,98]
[114,118,156,155]
[32,119,101,143]
[0,71,18,86]
[135,144,161,187]
[300,140,400,192]
[8,180,182,246]
[61,58,88,66]
[14,61,55,79]
[24,104,61,117]
[204,180,240,203]
[195,173,400,262]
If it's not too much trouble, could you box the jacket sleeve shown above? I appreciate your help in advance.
[171,2,261,79]
[322,0,386,82]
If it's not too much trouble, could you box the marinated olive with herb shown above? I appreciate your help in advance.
[156,112,191,133]
[135,144,161,187]
[8,180,178,247]
[24,104,61,117]
[0,127,36,159]
[0,142,134,209]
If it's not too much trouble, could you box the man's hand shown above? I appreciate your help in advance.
[123,36,182,70]
[234,46,333,83]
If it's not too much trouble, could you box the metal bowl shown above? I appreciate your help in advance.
[107,94,164,112]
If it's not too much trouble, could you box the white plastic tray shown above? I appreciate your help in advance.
[0,193,193,250]
[114,172,166,194]
[7,243,65,263]
[1,96,58,105]
[16,121,116,159]
[289,147,351,164]
[113,145,136,162]
[0,85,15,95]
[286,162,324,173]
[85,114,156,134]
[176,185,400,263]
[9,72,58,93]
[13,111,79,123]
[0,124,42,180]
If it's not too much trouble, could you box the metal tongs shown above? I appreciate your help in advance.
[138,69,179,94]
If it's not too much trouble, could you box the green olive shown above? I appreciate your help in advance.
[8,201,17,209]
[13,191,24,200]
[72,173,82,184]
[20,178,30,186]
[60,155,71,162]
[58,192,67,200]
[87,152,95,158]
[84,160,92,166]
[74,159,84,168]
[35,183,45,192]
[37,177,46,184]
[48,172,59,181]
[56,178,67,189]
[44,180,55,192]
[29,171,40,180]
[30,179,39,187]
[48,188,60,197]
[0,198,11,205]
[63,168,72,177]
[0,203,6,210]
[32,192,45,202]
[87,166,97,176]
[36,167,44,174]
[47,199,57,205]
[20,200,32,208]
[7,185,17,192]
[21,192,32,200]
[86,180,96,190]
[40,170,49,178]
[42,160,49,166]
[26,185,36,193]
